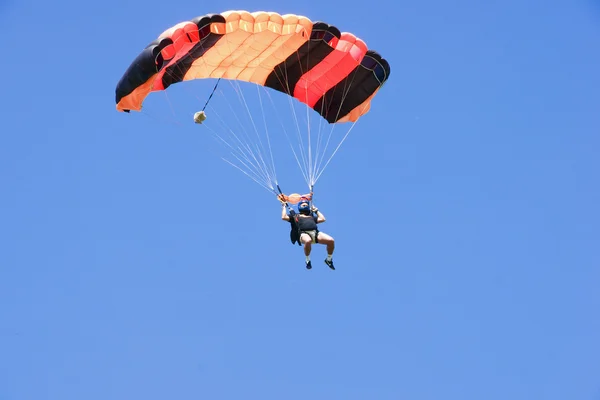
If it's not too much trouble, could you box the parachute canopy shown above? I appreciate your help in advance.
[115,10,390,123]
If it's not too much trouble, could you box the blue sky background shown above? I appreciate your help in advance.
[1,0,599,399]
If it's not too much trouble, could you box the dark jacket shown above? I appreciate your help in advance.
[288,210,318,245]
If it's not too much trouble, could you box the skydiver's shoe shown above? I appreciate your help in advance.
[306,260,312,269]
[324,258,335,270]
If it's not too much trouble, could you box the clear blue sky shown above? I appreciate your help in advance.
[1,0,599,399]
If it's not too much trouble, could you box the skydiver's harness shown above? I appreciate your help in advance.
[288,209,320,246]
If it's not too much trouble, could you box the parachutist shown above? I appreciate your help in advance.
[281,198,335,270]
[194,111,207,124]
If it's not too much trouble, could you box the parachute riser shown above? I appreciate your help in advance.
[276,184,292,212]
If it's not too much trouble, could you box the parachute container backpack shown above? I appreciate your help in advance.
[115,10,390,200]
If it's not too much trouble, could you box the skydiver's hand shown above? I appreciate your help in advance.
[311,205,319,213]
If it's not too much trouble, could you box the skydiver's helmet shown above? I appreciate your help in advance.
[298,200,311,215]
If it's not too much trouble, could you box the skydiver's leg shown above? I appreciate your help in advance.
[300,233,313,256]
[316,232,335,270]
[316,232,335,256]
[300,233,313,269]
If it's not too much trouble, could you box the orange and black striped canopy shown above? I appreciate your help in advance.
[115,10,390,123]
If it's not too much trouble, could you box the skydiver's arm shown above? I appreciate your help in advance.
[281,204,290,221]
[313,206,326,223]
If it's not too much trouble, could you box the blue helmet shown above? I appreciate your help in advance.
[298,200,310,213]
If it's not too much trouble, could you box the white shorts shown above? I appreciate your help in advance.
[300,230,318,243]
